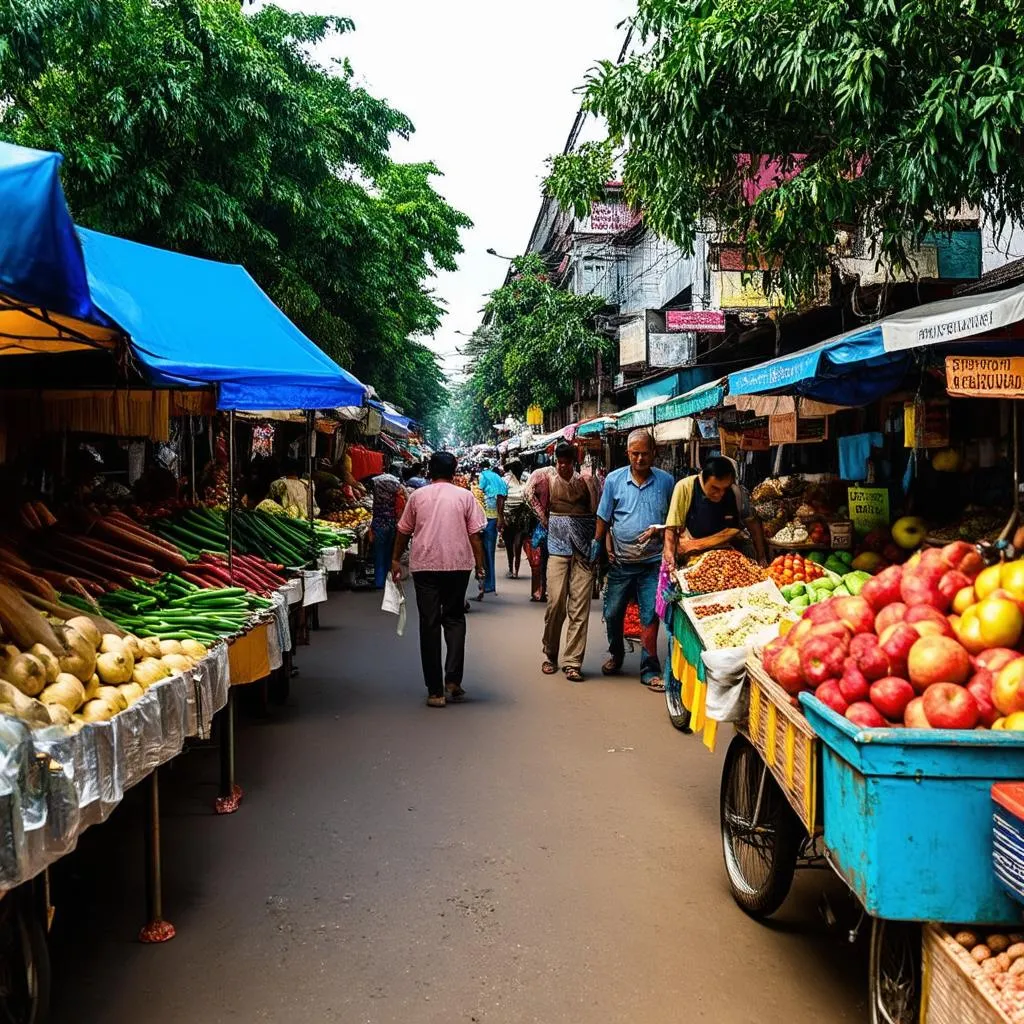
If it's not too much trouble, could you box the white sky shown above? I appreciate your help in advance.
[273,0,634,381]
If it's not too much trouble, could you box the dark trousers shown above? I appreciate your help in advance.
[412,570,471,697]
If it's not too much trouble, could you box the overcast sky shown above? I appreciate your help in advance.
[275,0,633,382]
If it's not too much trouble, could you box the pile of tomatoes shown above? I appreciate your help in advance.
[767,552,825,587]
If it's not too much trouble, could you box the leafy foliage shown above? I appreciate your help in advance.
[0,0,469,422]
[461,254,611,430]
[547,0,1024,299]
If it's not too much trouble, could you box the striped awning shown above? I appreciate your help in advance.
[615,394,671,432]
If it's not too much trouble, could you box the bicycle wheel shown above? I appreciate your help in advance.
[0,896,50,1024]
[720,734,801,918]
[664,675,692,732]
[868,918,921,1024]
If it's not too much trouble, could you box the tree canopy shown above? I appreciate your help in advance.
[0,0,469,422]
[460,254,611,433]
[546,0,1024,299]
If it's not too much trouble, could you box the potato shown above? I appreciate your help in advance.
[973,945,993,962]
[983,957,1003,975]
[955,930,980,948]
[989,935,1012,954]
[998,953,1013,973]
[1008,944,1024,961]
[1010,959,1024,977]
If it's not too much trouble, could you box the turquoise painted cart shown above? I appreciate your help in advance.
[720,661,1024,1024]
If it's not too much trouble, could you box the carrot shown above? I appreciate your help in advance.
[0,565,57,602]
[88,517,188,569]
[0,545,30,572]
[0,582,65,653]
[33,502,57,528]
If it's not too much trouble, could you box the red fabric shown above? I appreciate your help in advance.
[348,445,384,480]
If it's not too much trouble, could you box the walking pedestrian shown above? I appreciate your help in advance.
[402,464,428,490]
[537,443,599,682]
[369,461,407,589]
[593,430,675,691]
[523,465,554,603]
[475,459,507,600]
[501,459,531,580]
[392,452,486,707]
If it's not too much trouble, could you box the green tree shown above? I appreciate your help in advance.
[468,255,610,420]
[546,0,1024,299]
[0,0,469,422]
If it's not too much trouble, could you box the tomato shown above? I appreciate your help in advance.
[794,572,805,581]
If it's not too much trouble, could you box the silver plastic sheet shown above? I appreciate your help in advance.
[318,546,342,572]
[0,648,230,890]
[270,591,292,654]
[266,611,283,672]
[284,578,303,606]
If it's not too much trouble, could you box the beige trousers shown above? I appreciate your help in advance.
[542,554,593,670]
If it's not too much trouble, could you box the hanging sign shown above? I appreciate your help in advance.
[666,309,726,333]
[945,355,1024,398]
[848,487,890,534]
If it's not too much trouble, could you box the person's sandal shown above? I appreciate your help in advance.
[541,661,558,675]
[563,667,584,682]
[601,658,623,676]
[445,683,466,703]
[426,694,446,708]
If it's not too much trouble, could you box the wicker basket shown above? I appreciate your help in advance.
[923,924,1012,1024]
[744,657,820,834]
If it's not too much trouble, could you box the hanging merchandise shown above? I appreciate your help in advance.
[903,398,950,448]
[838,431,884,481]
[251,423,275,459]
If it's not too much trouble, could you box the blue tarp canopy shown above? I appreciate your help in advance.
[78,228,366,411]
[0,142,120,354]
[370,400,413,437]
[727,281,1024,405]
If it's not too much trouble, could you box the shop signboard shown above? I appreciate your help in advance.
[848,487,890,534]
[577,201,642,234]
[666,309,726,333]
[945,355,1024,398]
[648,331,696,368]
[619,316,647,367]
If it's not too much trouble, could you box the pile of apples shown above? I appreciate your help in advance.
[761,540,1024,730]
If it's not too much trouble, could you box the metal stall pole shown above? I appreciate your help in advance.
[227,410,235,583]
[306,410,320,631]
[190,417,197,504]
[139,769,175,942]
[214,688,242,814]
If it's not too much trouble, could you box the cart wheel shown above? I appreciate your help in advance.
[720,734,801,918]
[868,918,921,1024]
[0,895,50,1024]
[664,674,692,732]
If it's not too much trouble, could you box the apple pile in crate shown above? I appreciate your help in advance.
[761,541,1024,730]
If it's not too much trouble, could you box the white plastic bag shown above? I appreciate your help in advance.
[702,646,749,723]
[381,576,407,636]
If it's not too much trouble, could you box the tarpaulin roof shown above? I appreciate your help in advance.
[655,378,726,423]
[615,394,670,432]
[369,400,413,437]
[78,228,367,411]
[727,281,1024,405]
[576,416,616,437]
[0,142,121,355]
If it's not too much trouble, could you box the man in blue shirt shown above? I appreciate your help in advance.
[592,430,675,689]
[476,460,508,598]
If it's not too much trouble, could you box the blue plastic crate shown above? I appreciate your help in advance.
[800,694,1024,924]
[993,785,1024,907]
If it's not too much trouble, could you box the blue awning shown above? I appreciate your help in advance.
[577,416,615,437]
[0,142,99,320]
[77,228,366,411]
[370,401,413,437]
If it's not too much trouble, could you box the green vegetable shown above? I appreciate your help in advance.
[790,595,810,609]
[807,551,826,564]
[832,584,851,597]
[836,550,854,566]
[813,577,836,592]
[843,573,865,596]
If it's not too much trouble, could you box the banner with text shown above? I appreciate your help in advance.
[945,355,1024,398]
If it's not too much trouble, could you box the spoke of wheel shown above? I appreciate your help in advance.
[726,746,777,892]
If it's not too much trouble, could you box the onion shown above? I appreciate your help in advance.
[96,650,132,685]
[95,685,126,712]
[40,674,86,713]
[133,658,170,689]
[45,704,73,727]
[158,639,183,657]
[121,634,144,663]
[65,616,101,650]
[161,653,193,675]
[28,644,59,684]
[118,682,144,706]
[79,699,113,723]
[140,637,162,660]
[181,639,208,661]
[6,653,47,697]
[99,634,125,655]
[57,626,96,683]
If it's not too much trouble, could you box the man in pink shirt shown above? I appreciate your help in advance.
[392,451,487,707]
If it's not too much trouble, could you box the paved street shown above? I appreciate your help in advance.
[50,583,866,1023]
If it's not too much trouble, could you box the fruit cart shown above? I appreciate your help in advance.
[721,657,1024,1024]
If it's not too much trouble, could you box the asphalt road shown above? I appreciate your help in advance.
[48,579,868,1023]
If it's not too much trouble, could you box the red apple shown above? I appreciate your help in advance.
[941,541,974,570]
[906,635,972,692]
[809,620,853,646]
[833,596,876,635]
[849,634,891,680]
[838,658,871,703]
[958,551,986,580]
[861,566,903,611]
[922,682,980,729]
[762,636,787,678]
[773,646,806,694]
[901,570,950,612]
[905,604,956,639]
[875,603,908,635]
[845,701,888,728]
[787,619,814,647]
[993,658,1024,716]
[803,602,839,624]
[800,635,848,687]
[815,680,849,716]
[903,696,932,728]
[976,648,1023,674]
[938,570,973,603]
[967,670,1000,727]
[869,676,915,720]
[879,622,921,678]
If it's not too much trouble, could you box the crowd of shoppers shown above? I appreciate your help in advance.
[383,432,755,707]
